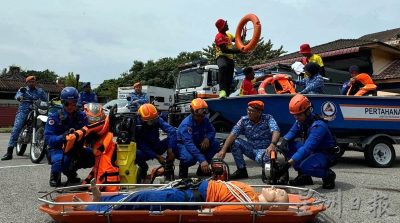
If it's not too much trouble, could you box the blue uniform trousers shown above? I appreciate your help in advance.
[49,147,94,174]
[231,138,269,169]
[8,109,29,147]
[135,138,169,168]
[176,140,220,167]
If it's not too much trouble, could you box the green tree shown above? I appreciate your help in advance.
[20,69,59,83]
[62,72,80,88]
[202,37,286,67]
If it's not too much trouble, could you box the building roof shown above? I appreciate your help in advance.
[0,79,62,93]
[359,28,400,42]
[373,59,400,81]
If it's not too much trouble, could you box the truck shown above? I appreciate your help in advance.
[118,85,174,111]
[169,60,400,168]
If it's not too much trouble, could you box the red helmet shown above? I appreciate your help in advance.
[215,19,226,31]
[299,43,311,54]
[289,94,311,114]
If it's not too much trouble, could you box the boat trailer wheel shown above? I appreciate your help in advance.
[364,138,395,168]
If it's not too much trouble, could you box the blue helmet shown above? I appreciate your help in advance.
[60,87,79,101]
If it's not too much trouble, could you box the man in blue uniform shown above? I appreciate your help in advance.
[218,100,280,179]
[135,103,177,181]
[176,98,220,178]
[128,82,149,112]
[276,94,337,189]
[78,82,98,107]
[2,76,47,161]
[293,62,325,94]
[45,87,94,187]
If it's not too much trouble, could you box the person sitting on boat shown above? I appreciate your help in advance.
[275,94,337,189]
[346,65,377,96]
[127,82,149,112]
[292,62,325,94]
[176,98,220,178]
[299,43,326,77]
[217,100,280,180]
[239,67,268,96]
[135,103,177,182]
[73,178,289,212]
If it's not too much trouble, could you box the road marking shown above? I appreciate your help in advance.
[0,164,45,169]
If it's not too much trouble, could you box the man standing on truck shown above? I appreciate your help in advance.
[176,98,220,178]
[128,82,149,112]
[214,19,245,98]
[299,43,326,77]
[275,94,337,189]
[217,100,280,179]
[135,103,177,182]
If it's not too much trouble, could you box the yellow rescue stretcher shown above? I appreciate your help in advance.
[39,183,327,223]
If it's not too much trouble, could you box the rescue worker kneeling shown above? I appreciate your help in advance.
[74,178,289,212]
[135,103,177,182]
[346,65,377,96]
[81,103,120,192]
[176,98,220,178]
[275,94,337,189]
[45,87,95,187]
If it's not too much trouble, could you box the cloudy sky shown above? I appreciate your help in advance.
[1,0,399,87]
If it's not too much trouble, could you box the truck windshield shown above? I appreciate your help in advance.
[177,70,203,89]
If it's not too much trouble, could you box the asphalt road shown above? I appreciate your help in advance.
[0,133,399,223]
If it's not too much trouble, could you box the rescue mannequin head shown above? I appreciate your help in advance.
[215,19,228,32]
[258,186,289,211]
[82,82,91,93]
[243,67,255,80]
[133,82,142,94]
[60,87,79,114]
[138,103,159,126]
[26,76,37,89]
[247,100,264,123]
[84,103,109,136]
[299,43,312,57]
[190,98,209,123]
[289,94,312,123]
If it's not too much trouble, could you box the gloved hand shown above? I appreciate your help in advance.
[276,161,291,177]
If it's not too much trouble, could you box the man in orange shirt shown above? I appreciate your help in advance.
[76,179,289,212]
[346,65,377,96]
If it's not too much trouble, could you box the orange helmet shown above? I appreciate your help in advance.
[248,100,264,111]
[289,94,312,114]
[138,103,158,121]
[191,98,208,114]
[84,103,106,124]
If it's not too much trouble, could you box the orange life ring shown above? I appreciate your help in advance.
[258,74,296,94]
[235,14,262,52]
[258,77,273,94]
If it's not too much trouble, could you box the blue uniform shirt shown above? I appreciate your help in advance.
[128,92,148,111]
[15,86,48,111]
[135,117,177,158]
[44,109,88,150]
[283,115,336,163]
[231,114,280,150]
[78,91,98,106]
[177,114,216,163]
[295,74,324,94]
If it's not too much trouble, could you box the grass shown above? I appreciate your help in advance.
[0,128,12,133]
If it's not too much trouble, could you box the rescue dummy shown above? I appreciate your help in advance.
[80,103,120,192]
[72,178,289,212]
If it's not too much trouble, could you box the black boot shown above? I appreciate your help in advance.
[1,147,14,161]
[289,172,314,186]
[230,168,249,180]
[49,172,61,187]
[137,163,149,183]
[196,165,211,177]
[67,172,81,184]
[179,164,188,179]
[276,171,289,185]
[322,169,336,189]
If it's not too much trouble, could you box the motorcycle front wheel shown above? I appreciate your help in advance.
[16,126,28,156]
[30,126,46,163]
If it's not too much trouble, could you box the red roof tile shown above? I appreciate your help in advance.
[359,28,400,42]
[0,79,62,93]
[373,60,400,81]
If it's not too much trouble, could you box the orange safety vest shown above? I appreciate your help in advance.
[82,132,120,192]
[258,74,296,94]
[346,73,377,96]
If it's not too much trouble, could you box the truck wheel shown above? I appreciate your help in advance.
[364,138,395,168]
[212,120,232,133]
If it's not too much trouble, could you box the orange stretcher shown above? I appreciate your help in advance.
[39,183,327,223]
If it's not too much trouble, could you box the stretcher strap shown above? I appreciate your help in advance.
[221,181,257,211]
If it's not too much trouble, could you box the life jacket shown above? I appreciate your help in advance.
[346,73,377,96]
[258,74,296,94]
[82,132,120,192]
